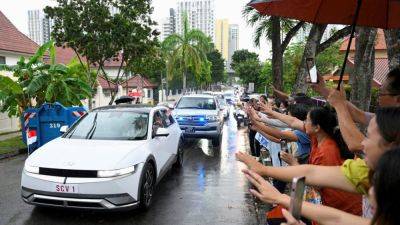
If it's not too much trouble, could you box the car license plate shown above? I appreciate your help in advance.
[185,127,195,133]
[54,184,79,193]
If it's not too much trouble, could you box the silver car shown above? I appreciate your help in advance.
[173,95,223,147]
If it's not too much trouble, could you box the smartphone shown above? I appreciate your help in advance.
[306,58,318,84]
[289,177,306,220]
[280,139,289,153]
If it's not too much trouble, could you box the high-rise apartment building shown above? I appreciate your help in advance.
[176,0,215,41]
[215,19,229,61]
[161,8,176,41]
[228,24,239,71]
[28,10,53,45]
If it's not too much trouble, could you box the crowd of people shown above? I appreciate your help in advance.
[236,67,400,225]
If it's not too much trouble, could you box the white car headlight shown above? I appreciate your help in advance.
[206,115,219,122]
[97,165,136,178]
[24,165,39,174]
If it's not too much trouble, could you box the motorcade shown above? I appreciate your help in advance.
[21,105,183,210]
[173,95,223,147]
[223,91,235,105]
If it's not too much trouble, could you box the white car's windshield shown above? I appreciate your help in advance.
[176,97,217,110]
[65,111,149,140]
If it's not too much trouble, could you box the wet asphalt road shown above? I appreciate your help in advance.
[0,113,258,225]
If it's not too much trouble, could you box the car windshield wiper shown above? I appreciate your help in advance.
[85,113,98,139]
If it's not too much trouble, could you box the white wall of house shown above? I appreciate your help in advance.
[104,67,125,79]
[0,51,29,133]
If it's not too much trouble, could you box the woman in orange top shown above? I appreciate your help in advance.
[305,107,362,215]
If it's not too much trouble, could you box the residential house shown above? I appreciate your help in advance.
[54,47,157,107]
[120,75,157,105]
[0,11,40,133]
[323,29,389,87]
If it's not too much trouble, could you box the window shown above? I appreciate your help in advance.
[65,111,149,141]
[160,110,175,127]
[0,56,6,64]
[176,97,217,110]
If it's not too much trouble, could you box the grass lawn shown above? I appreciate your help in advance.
[0,136,26,155]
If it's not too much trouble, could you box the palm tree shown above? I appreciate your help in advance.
[162,14,211,93]
[243,6,305,90]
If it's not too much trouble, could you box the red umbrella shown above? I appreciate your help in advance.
[248,0,400,89]
[128,91,141,97]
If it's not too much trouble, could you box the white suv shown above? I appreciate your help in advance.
[173,95,223,147]
[21,105,183,210]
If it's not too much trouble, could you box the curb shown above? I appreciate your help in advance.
[243,129,270,225]
[0,148,27,160]
[242,128,270,225]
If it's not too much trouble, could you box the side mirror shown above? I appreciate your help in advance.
[168,103,175,109]
[155,127,169,137]
[60,125,69,134]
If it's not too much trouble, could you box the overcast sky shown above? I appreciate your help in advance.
[0,0,270,60]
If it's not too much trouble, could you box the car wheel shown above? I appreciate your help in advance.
[173,143,184,168]
[139,163,155,210]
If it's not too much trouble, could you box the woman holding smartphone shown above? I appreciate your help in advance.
[243,147,400,225]
[241,103,362,215]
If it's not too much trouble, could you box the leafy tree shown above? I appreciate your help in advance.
[235,59,263,91]
[45,0,158,105]
[282,41,344,94]
[292,25,352,93]
[230,49,259,70]
[162,14,211,93]
[243,6,305,90]
[0,41,92,117]
[127,44,166,85]
[207,50,225,83]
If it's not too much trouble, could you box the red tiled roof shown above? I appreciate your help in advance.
[120,75,157,88]
[97,75,117,90]
[55,46,125,68]
[326,58,389,87]
[374,58,389,86]
[340,29,387,52]
[0,11,39,55]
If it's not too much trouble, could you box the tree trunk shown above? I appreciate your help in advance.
[350,27,377,111]
[271,16,283,90]
[88,97,93,110]
[182,70,187,94]
[293,24,327,94]
[384,29,400,70]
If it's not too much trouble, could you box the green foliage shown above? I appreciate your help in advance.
[162,14,211,90]
[242,6,297,47]
[0,41,92,117]
[235,59,263,88]
[207,50,226,83]
[316,42,344,75]
[45,0,158,104]
[260,60,273,94]
[283,43,304,93]
[0,136,26,155]
[282,41,343,94]
[127,45,166,84]
[231,50,259,70]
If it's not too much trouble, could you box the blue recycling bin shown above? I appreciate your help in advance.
[21,102,87,154]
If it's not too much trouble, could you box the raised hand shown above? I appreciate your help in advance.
[327,85,347,108]
[242,169,285,205]
[280,151,299,166]
[235,152,265,174]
